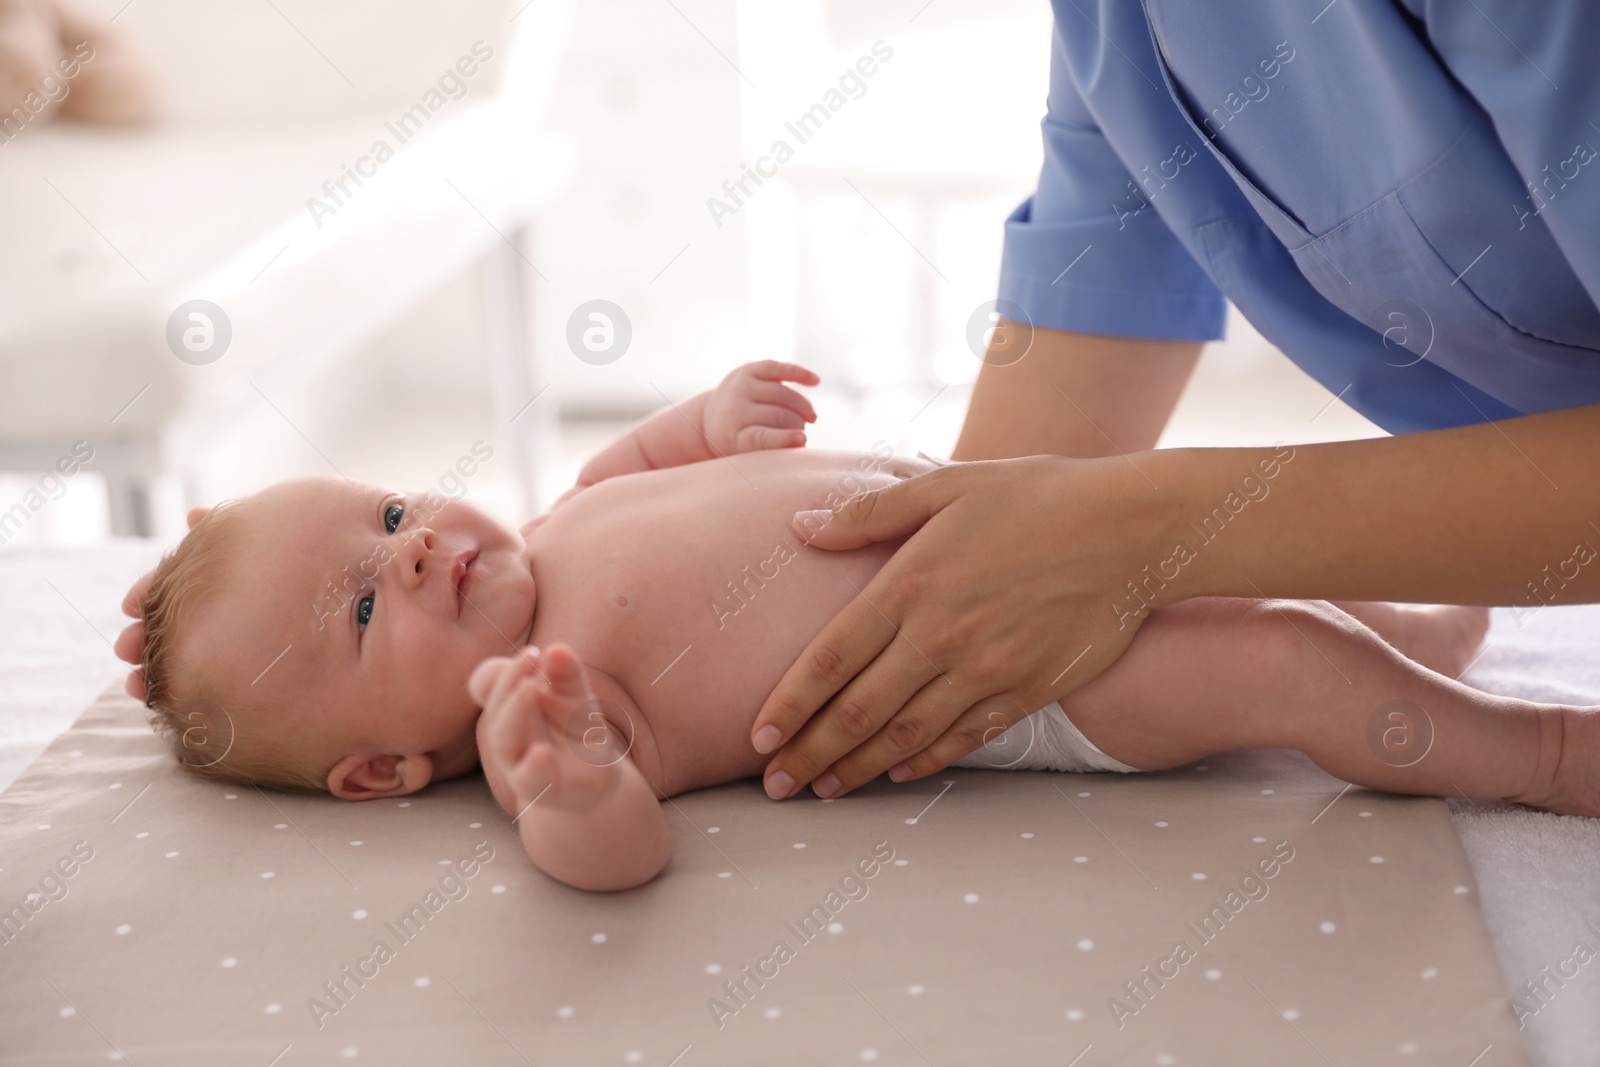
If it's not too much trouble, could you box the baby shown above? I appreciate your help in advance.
[120,360,1599,892]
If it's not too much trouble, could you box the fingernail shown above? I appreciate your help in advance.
[888,763,912,782]
[766,770,795,799]
[794,509,832,540]
[752,724,782,754]
[813,772,840,798]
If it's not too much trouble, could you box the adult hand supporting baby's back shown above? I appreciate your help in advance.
[750,455,1179,800]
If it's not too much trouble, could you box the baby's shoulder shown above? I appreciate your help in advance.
[520,483,592,537]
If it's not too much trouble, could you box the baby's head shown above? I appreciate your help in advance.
[139,475,536,798]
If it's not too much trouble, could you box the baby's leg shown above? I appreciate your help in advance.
[1328,600,1490,678]
[1059,598,1595,815]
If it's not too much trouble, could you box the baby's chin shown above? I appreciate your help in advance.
[517,575,537,644]
[458,527,535,630]
[506,540,538,646]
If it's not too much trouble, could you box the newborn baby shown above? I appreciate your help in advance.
[124,361,1599,892]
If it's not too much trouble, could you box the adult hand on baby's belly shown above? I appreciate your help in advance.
[750,455,1176,800]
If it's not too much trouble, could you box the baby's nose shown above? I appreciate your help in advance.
[402,529,438,583]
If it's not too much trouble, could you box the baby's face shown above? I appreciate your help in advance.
[184,475,536,785]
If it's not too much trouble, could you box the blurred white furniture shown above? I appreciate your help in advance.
[734,1,1048,394]
[0,0,572,535]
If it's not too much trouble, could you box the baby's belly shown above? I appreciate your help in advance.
[526,447,939,796]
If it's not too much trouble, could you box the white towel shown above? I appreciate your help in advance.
[1453,605,1600,1067]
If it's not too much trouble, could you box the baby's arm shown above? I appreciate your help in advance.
[470,645,669,892]
[571,360,819,490]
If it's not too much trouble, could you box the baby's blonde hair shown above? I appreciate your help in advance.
[139,498,330,794]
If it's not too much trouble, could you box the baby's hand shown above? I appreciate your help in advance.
[469,644,626,818]
[702,360,820,455]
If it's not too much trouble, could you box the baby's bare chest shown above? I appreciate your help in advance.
[526,448,925,794]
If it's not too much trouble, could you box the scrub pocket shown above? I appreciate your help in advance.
[1282,114,1600,410]
[1143,20,1600,415]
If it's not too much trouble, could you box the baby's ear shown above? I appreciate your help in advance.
[186,506,211,529]
[326,751,433,800]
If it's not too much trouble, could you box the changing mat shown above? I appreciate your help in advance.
[1,680,1529,1065]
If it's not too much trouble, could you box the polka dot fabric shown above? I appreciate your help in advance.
[0,683,1527,1064]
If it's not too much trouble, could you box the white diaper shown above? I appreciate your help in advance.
[950,700,1142,774]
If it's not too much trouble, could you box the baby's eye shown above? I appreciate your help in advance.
[357,594,375,634]
[384,501,404,534]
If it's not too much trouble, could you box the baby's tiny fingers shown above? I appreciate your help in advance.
[114,620,145,665]
[739,426,806,452]
[748,360,820,385]
[468,656,511,706]
[121,570,155,618]
[508,742,558,808]
[491,676,548,765]
[470,647,541,707]
[516,680,558,751]
[542,644,590,697]
[750,382,817,422]
[750,403,806,430]
[481,671,520,755]
[495,647,546,704]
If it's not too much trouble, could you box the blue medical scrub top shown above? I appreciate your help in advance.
[998,0,1600,433]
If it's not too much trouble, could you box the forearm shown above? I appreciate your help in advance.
[951,323,1202,461]
[517,757,671,892]
[1148,403,1600,608]
[577,392,713,484]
